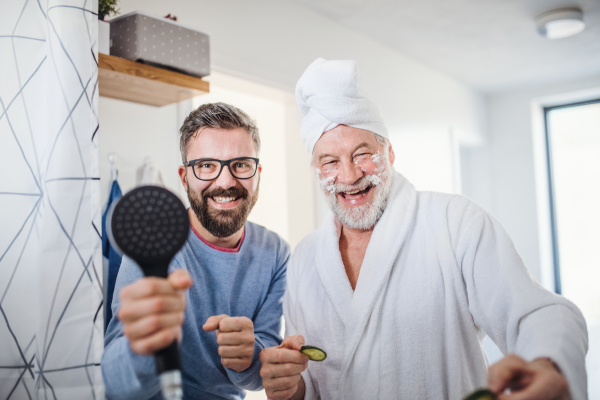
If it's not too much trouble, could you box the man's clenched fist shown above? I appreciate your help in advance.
[203,315,255,372]
[118,269,192,355]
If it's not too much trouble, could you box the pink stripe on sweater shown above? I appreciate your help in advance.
[191,225,245,253]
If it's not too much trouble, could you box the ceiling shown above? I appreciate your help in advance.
[289,0,600,93]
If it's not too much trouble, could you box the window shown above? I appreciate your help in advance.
[545,99,600,398]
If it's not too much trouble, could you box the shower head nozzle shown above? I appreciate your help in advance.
[107,186,189,278]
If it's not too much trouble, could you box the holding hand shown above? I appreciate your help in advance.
[488,354,570,400]
[118,269,192,355]
[260,335,309,400]
[203,315,255,372]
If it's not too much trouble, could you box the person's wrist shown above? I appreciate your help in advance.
[532,357,571,400]
[533,357,561,373]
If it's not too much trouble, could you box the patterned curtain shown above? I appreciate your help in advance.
[0,1,104,398]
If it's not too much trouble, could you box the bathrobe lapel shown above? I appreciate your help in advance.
[339,172,418,391]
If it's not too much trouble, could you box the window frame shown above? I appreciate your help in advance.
[543,98,600,294]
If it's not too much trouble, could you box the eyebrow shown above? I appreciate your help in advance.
[351,142,374,154]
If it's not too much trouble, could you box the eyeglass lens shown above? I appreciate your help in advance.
[193,158,257,180]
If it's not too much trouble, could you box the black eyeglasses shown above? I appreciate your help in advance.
[183,157,260,181]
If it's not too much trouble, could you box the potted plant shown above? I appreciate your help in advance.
[98,0,119,54]
[98,0,119,21]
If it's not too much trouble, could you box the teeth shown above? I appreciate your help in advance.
[213,196,236,204]
[344,188,364,195]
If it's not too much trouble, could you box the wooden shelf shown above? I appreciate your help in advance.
[98,53,209,107]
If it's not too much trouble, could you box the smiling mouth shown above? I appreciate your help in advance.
[339,185,372,200]
[211,196,239,204]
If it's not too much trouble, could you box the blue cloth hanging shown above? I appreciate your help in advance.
[102,179,123,332]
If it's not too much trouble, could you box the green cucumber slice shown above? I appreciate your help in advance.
[300,345,327,361]
[463,389,496,400]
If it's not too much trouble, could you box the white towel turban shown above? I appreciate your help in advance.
[295,58,388,154]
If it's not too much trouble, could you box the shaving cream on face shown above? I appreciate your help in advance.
[316,147,393,230]
[316,159,340,192]
[319,173,337,194]
[317,149,389,194]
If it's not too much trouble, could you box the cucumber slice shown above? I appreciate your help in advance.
[463,389,496,400]
[300,346,327,361]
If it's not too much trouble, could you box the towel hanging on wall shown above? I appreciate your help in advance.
[136,156,164,187]
[101,179,123,331]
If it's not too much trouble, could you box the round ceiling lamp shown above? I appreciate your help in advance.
[536,8,585,39]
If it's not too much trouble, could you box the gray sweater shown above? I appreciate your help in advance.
[102,222,290,399]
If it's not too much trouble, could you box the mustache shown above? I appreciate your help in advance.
[202,186,248,200]
[330,175,378,195]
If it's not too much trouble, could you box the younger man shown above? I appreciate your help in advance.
[103,103,289,399]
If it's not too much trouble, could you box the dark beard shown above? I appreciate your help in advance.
[187,182,259,238]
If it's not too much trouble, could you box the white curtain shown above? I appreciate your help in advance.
[0,1,104,399]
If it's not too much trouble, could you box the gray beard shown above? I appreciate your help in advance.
[324,168,394,231]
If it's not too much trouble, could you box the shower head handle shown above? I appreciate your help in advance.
[106,185,189,385]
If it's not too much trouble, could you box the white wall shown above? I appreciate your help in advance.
[462,74,600,285]
[99,99,181,201]
[114,0,486,147]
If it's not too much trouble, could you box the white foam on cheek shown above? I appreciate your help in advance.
[371,152,383,172]
[368,151,388,182]
[317,169,337,194]
[367,173,382,186]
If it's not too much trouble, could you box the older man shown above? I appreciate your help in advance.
[102,103,289,399]
[259,59,588,400]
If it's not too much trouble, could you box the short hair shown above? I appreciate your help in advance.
[179,102,260,163]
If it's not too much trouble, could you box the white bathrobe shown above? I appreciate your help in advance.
[284,172,588,400]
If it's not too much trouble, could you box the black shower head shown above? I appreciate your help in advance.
[106,185,189,397]
[106,185,189,278]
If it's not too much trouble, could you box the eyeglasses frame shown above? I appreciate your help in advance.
[183,157,260,181]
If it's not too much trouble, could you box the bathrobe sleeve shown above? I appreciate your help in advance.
[454,204,588,400]
[283,238,319,400]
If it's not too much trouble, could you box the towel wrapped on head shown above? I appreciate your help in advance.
[295,58,388,154]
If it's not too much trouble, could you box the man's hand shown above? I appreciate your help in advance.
[488,354,571,400]
[118,269,192,355]
[203,315,255,372]
[260,335,309,400]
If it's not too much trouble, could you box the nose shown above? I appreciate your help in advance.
[337,159,363,185]
[213,164,238,189]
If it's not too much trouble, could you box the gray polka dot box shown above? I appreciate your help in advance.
[109,11,210,78]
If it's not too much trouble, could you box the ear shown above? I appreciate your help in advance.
[178,165,188,192]
[388,144,395,166]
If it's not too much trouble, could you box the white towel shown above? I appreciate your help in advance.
[136,158,164,187]
[295,58,388,154]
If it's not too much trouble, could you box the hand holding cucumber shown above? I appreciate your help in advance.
[260,335,309,400]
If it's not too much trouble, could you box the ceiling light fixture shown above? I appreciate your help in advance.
[536,8,585,39]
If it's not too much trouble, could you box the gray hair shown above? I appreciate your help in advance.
[179,102,260,163]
